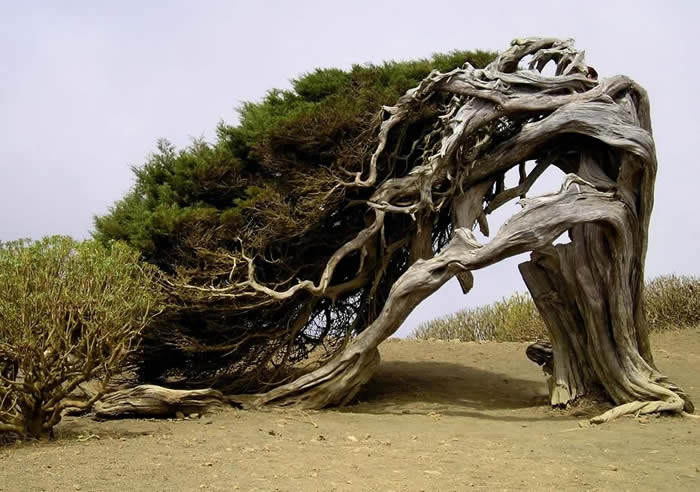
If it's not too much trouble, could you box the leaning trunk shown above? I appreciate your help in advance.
[175,38,694,423]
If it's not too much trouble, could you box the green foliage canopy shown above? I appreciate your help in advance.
[94,50,496,267]
[93,49,497,390]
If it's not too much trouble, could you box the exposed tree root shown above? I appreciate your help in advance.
[94,385,228,418]
[590,397,685,424]
[248,347,381,408]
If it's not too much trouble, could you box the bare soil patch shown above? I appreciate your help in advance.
[1,328,698,491]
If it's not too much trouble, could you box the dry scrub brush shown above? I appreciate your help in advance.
[644,275,700,331]
[413,292,545,342]
[0,237,163,438]
[413,275,700,342]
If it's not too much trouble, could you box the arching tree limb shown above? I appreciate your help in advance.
[248,175,664,409]
[107,38,693,424]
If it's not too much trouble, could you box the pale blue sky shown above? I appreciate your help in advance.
[1,1,698,335]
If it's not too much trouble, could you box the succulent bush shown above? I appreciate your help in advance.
[0,237,163,438]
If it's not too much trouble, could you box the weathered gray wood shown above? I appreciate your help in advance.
[519,256,592,406]
[169,38,694,423]
[94,385,228,418]
[250,177,637,409]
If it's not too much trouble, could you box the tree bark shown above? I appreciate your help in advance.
[94,385,228,418]
[164,38,695,423]
[520,221,694,421]
[248,171,684,416]
[519,255,594,406]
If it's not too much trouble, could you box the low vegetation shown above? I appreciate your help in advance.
[0,237,163,438]
[413,275,700,342]
[644,275,700,331]
[413,292,545,342]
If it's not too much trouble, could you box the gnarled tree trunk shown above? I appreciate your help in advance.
[242,38,694,422]
[105,38,694,424]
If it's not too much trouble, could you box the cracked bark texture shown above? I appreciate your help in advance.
[242,37,694,422]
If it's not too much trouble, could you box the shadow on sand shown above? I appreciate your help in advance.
[343,360,595,421]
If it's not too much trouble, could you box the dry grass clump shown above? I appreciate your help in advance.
[413,293,546,342]
[644,275,700,331]
[413,275,700,342]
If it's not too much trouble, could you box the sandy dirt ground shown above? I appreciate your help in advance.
[1,328,698,491]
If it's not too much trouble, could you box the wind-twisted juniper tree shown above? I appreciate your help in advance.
[97,38,694,423]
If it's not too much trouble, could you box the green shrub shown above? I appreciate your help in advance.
[0,237,163,438]
[413,275,700,342]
